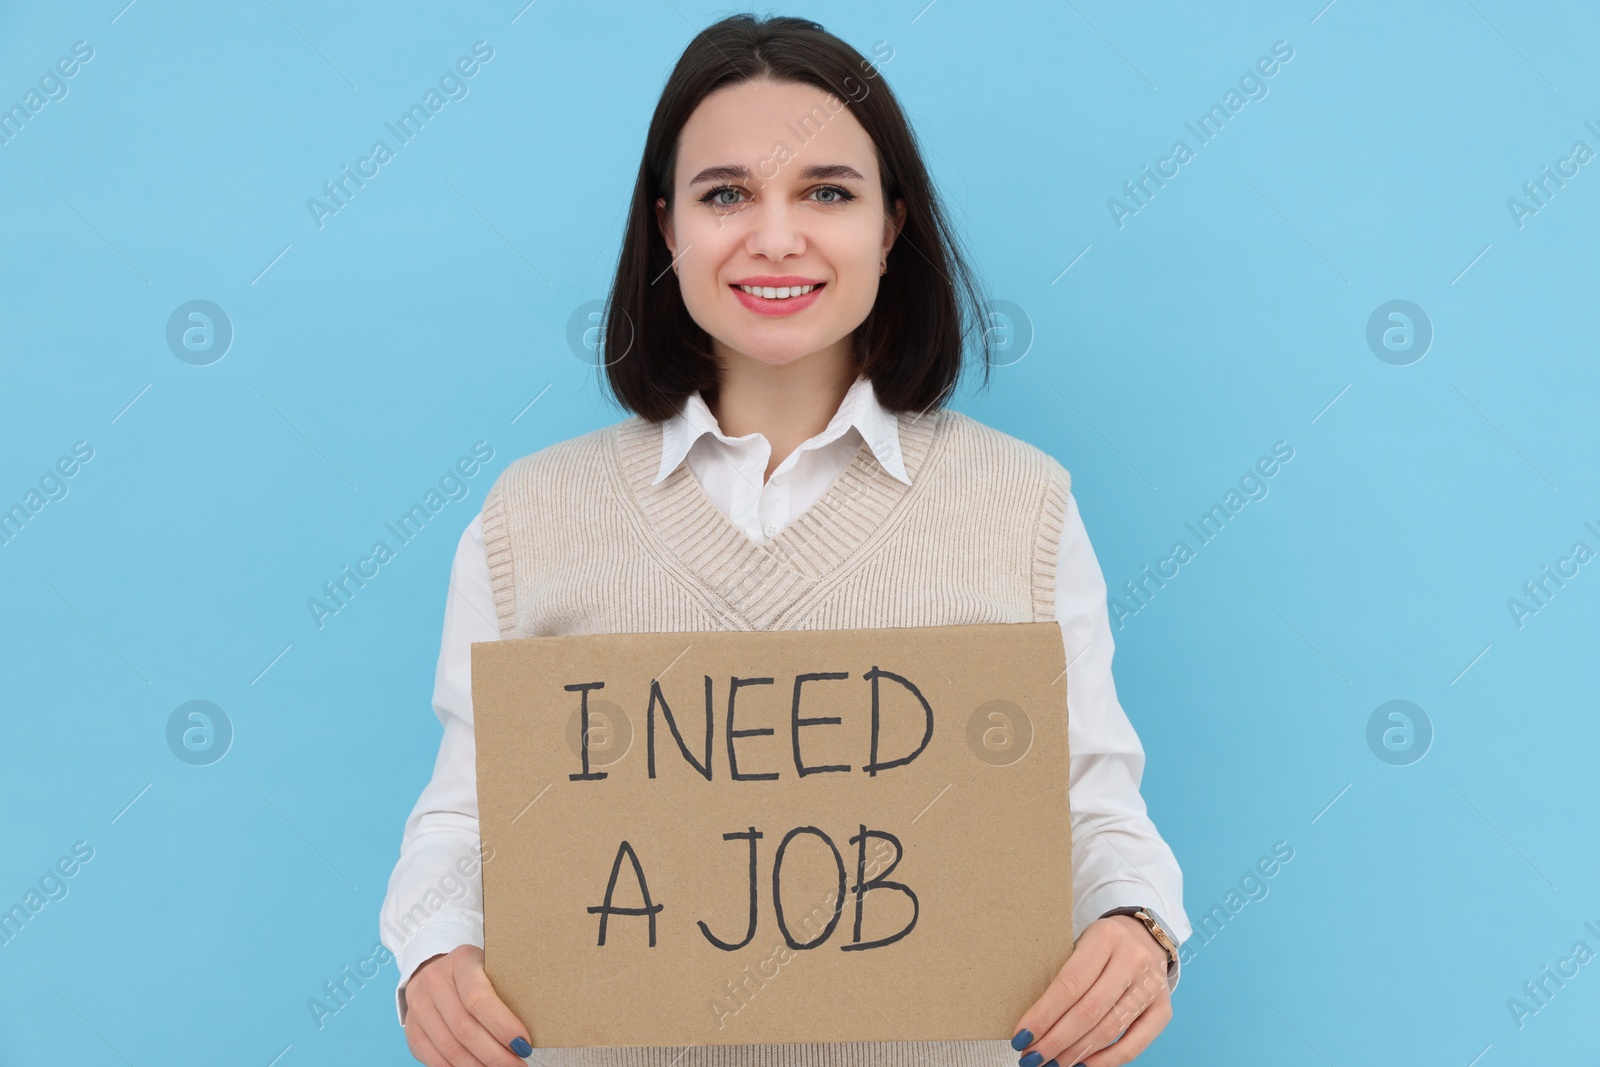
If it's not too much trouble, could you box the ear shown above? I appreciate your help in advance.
[882,197,907,257]
[655,196,675,258]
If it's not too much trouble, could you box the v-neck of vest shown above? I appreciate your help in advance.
[608,406,948,624]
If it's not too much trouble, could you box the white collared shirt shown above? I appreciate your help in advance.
[654,374,911,543]
[378,375,1193,1025]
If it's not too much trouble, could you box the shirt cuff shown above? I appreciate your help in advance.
[386,911,485,1027]
[1077,881,1186,997]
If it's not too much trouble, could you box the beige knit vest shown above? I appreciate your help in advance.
[479,405,1071,1067]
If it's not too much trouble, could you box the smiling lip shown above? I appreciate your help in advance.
[729,278,825,318]
[732,275,824,287]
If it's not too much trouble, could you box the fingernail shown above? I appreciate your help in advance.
[1010,1029,1033,1051]
[509,1036,532,1057]
[1020,1053,1044,1067]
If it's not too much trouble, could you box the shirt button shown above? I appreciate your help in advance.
[764,524,780,537]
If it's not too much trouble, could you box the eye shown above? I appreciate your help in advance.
[697,185,746,210]
[810,185,858,205]
[695,184,860,211]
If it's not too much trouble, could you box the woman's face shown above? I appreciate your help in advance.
[656,77,907,374]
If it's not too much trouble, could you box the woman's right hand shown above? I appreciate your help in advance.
[403,944,534,1067]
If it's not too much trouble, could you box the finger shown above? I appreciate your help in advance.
[1011,931,1115,1057]
[1056,971,1166,1067]
[1031,956,1140,1067]
[1090,961,1165,1037]
[1081,991,1172,1067]
[407,1018,451,1067]
[432,972,526,1067]
[455,958,534,1061]
[412,996,495,1067]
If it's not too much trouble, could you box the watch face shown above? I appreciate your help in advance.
[1135,909,1178,967]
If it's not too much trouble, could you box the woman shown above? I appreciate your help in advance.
[380,13,1191,1067]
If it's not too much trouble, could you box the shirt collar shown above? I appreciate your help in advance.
[652,374,911,487]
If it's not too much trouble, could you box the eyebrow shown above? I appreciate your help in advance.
[687,162,866,185]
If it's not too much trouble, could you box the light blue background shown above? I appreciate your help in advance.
[2,0,1596,1064]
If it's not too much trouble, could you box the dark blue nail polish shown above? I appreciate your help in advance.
[509,1036,532,1057]
[1020,1052,1044,1067]
[1044,1061,1059,1067]
[1010,1029,1033,1051]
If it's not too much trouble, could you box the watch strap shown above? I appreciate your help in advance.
[1100,905,1179,978]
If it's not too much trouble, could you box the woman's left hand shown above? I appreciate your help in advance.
[1008,915,1174,1067]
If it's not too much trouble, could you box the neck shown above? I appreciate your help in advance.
[706,341,859,482]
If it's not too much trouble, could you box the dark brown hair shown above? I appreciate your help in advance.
[600,12,994,421]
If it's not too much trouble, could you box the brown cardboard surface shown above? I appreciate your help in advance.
[472,622,1072,1049]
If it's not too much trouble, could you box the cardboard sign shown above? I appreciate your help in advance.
[472,622,1073,1049]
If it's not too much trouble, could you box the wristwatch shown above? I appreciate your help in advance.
[1100,906,1179,979]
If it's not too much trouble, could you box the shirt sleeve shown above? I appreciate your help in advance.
[377,512,500,1027]
[1058,491,1193,995]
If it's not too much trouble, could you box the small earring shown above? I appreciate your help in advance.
[879,261,887,275]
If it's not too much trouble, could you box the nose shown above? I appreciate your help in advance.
[744,195,806,261]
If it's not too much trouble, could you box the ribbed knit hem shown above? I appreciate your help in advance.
[1030,461,1072,624]
[481,476,518,638]
[520,1038,1023,1066]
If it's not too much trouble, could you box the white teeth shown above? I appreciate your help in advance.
[738,284,816,299]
